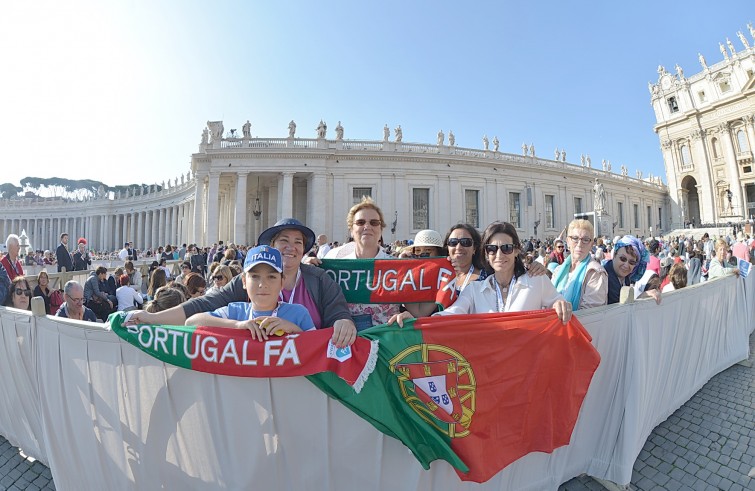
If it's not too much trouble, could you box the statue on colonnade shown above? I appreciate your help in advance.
[288,120,297,138]
[737,31,750,49]
[727,38,736,56]
[316,120,327,139]
[201,127,209,145]
[586,155,591,167]
[594,179,606,215]
[492,136,499,152]
[437,130,444,146]
[336,121,344,140]
[529,144,535,157]
[483,135,489,151]
[720,42,730,60]
[242,120,251,139]
[394,125,402,142]
[522,142,528,156]
[448,131,455,146]
[383,124,389,142]
[698,53,707,70]
[207,121,224,143]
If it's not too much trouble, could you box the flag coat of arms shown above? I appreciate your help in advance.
[308,310,601,482]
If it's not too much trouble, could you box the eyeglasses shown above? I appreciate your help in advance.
[569,236,592,244]
[484,244,516,255]
[556,246,565,249]
[616,255,637,267]
[354,219,383,227]
[213,275,225,281]
[447,238,474,248]
[66,294,84,303]
[14,288,31,297]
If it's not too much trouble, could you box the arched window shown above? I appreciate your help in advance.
[680,144,692,165]
[711,137,720,158]
[736,130,750,152]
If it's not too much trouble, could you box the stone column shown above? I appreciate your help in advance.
[149,210,156,251]
[206,173,220,245]
[661,139,682,228]
[121,214,127,246]
[157,208,165,247]
[279,172,294,220]
[307,173,327,237]
[193,173,206,245]
[690,129,714,223]
[744,115,755,159]
[172,205,179,246]
[234,172,249,245]
[719,122,743,215]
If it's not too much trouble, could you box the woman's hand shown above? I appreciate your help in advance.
[301,256,322,266]
[553,300,573,324]
[528,261,547,277]
[388,311,414,327]
[332,319,357,347]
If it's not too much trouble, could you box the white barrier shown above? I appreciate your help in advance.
[0,275,752,490]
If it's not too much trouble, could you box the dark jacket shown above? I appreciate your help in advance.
[56,243,74,272]
[182,264,351,329]
[72,251,92,271]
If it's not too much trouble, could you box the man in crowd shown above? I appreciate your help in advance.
[56,233,74,273]
[118,242,130,262]
[316,234,331,259]
[128,242,137,260]
[1,234,24,281]
[56,280,98,321]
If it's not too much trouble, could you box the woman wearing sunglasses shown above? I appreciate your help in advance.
[5,276,32,310]
[443,224,488,296]
[418,222,572,323]
[207,265,233,293]
[605,235,652,304]
[551,219,607,311]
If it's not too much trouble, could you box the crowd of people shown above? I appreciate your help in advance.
[1,200,752,346]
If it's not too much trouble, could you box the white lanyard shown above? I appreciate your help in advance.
[279,268,301,304]
[458,264,475,292]
[493,275,516,313]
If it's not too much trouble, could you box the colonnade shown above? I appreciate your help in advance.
[0,202,194,253]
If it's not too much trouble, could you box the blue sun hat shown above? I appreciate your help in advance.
[257,218,316,252]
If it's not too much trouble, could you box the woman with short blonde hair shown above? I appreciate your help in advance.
[551,219,608,310]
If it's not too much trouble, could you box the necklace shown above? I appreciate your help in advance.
[250,301,281,320]
[493,275,515,313]
[279,268,301,304]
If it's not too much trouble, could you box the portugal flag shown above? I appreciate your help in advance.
[307,310,600,483]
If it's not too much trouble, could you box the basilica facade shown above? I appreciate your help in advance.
[652,28,755,227]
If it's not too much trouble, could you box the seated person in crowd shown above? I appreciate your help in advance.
[398,229,445,258]
[186,246,314,341]
[84,266,116,321]
[144,286,186,313]
[33,270,53,315]
[116,274,144,311]
[662,263,688,293]
[182,272,207,298]
[5,276,32,310]
[56,280,98,321]
[605,235,654,304]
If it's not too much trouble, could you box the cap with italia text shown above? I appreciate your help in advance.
[243,245,283,273]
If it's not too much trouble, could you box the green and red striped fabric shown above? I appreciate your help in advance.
[320,257,457,307]
[308,310,601,482]
[108,312,378,392]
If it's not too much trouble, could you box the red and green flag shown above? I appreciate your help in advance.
[108,312,378,392]
[319,257,457,307]
[307,310,600,483]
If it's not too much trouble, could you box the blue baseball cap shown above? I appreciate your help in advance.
[243,245,283,273]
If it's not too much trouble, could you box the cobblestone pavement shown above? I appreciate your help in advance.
[1,331,753,491]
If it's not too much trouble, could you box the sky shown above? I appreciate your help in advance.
[1,1,753,190]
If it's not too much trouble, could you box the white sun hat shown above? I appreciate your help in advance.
[412,229,444,249]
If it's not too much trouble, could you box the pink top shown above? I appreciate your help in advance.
[280,275,323,329]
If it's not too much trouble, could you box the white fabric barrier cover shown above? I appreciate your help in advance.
[0,276,750,490]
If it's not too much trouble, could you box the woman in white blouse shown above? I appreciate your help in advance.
[391,221,572,325]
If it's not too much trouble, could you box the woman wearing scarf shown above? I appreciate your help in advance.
[551,219,607,310]
[604,235,653,304]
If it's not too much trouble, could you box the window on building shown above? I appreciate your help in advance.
[658,207,662,229]
[697,91,706,103]
[711,137,721,158]
[352,187,372,204]
[412,188,430,230]
[747,69,754,79]
[574,196,582,215]
[744,166,752,173]
[465,190,480,228]
[545,195,555,228]
[680,144,692,165]
[647,206,652,230]
[736,130,750,153]
[633,204,639,229]
[509,192,521,228]
[667,97,679,113]
[719,80,731,93]
[618,202,624,228]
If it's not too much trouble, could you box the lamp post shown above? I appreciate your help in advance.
[253,176,262,220]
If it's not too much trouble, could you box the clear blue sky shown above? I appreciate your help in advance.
[1,1,752,189]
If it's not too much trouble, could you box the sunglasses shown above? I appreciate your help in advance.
[354,219,383,227]
[556,245,565,249]
[569,236,592,244]
[447,238,474,248]
[616,255,637,267]
[484,244,516,255]
[14,288,32,297]
[213,275,226,281]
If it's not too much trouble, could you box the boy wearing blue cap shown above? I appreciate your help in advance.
[186,245,314,341]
